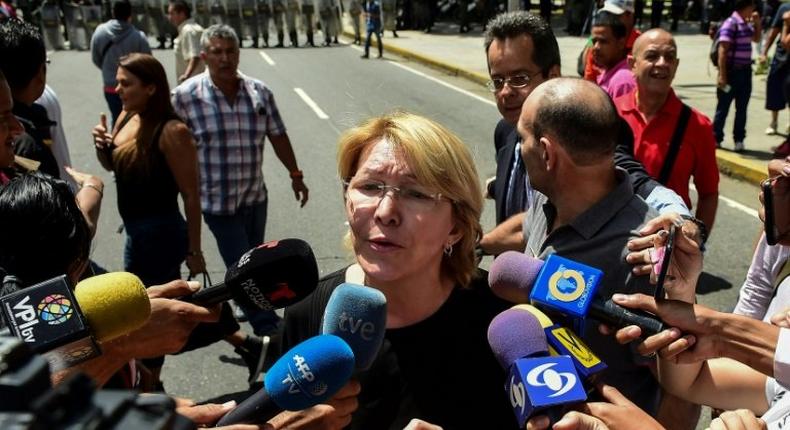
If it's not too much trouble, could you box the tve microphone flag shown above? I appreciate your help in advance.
[321,283,386,371]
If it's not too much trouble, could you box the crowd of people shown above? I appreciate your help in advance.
[0,0,789,427]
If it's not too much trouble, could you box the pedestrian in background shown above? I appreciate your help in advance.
[712,0,762,152]
[167,0,205,83]
[90,0,151,124]
[361,0,381,58]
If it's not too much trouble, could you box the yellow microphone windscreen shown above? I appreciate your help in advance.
[514,304,554,329]
[74,272,151,342]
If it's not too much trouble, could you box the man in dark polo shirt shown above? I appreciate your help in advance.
[517,77,661,416]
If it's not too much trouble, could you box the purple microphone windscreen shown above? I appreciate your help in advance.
[487,307,549,369]
[488,251,545,303]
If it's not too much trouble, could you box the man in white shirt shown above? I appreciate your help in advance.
[168,0,205,83]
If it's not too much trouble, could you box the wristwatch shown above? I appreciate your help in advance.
[289,170,304,179]
[680,214,708,247]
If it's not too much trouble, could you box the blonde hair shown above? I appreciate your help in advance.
[337,111,483,288]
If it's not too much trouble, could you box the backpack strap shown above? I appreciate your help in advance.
[658,103,692,185]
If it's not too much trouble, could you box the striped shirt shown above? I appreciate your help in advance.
[719,11,754,67]
[172,72,287,215]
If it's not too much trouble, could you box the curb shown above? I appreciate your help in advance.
[714,150,768,186]
[347,29,768,187]
[343,30,489,85]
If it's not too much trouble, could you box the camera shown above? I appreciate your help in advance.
[0,336,195,430]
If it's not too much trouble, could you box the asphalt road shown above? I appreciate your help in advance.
[47,39,765,425]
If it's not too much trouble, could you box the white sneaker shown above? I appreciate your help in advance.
[734,141,745,152]
[766,124,778,135]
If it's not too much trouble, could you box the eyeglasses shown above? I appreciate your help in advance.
[342,178,447,211]
[485,71,542,93]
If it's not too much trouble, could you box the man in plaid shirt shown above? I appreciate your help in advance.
[172,24,308,337]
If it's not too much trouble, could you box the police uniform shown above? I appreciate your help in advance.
[129,0,148,34]
[347,0,361,43]
[241,0,259,47]
[255,0,271,46]
[63,0,88,50]
[209,0,225,26]
[81,0,103,41]
[317,0,335,45]
[285,0,300,46]
[146,0,171,48]
[193,0,210,27]
[301,0,315,46]
[38,0,65,50]
[225,0,244,45]
[271,0,286,46]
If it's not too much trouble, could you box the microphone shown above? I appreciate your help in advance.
[515,304,607,384]
[215,334,355,426]
[321,283,386,371]
[489,251,664,337]
[0,272,150,370]
[183,238,319,311]
[487,308,587,428]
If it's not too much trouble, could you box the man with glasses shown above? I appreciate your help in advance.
[172,25,309,372]
[478,11,693,256]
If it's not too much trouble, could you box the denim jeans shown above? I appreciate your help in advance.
[103,91,123,127]
[123,212,188,287]
[713,66,752,144]
[364,28,382,57]
[203,200,281,335]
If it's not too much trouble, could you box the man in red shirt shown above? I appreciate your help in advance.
[615,28,719,232]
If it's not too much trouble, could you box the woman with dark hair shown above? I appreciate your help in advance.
[91,53,263,390]
[92,52,205,286]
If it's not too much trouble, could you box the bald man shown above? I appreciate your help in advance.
[614,29,719,233]
[517,77,661,415]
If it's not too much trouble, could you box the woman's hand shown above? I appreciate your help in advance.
[625,213,702,302]
[770,307,790,328]
[527,385,664,430]
[707,409,766,430]
[92,113,113,151]
[186,252,207,277]
[65,166,103,191]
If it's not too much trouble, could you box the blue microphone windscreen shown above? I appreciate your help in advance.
[487,308,549,369]
[264,334,355,411]
[321,283,387,370]
[489,252,545,303]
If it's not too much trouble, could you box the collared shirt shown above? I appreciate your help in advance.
[174,18,205,79]
[597,58,636,99]
[615,89,719,208]
[719,11,755,67]
[172,72,287,215]
[584,28,641,82]
[522,167,660,414]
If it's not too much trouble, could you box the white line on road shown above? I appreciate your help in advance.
[720,194,759,219]
[388,61,497,107]
[294,88,329,119]
[690,184,758,219]
[259,51,276,66]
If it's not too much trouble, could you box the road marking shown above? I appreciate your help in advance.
[347,42,495,107]
[690,184,758,219]
[294,88,329,119]
[720,194,759,219]
[388,61,497,107]
[259,51,276,66]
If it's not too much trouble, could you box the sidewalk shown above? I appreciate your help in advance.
[344,18,782,186]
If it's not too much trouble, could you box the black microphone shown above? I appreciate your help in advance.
[489,251,665,337]
[183,238,319,311]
